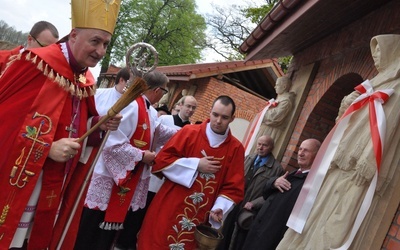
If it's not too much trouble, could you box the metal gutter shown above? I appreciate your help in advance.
[239,0,304,54]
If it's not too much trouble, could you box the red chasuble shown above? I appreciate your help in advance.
[138,121,245,250]
[0,43,98,249]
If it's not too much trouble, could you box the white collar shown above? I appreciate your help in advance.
[60,42,69,63]
[205,122,229,148]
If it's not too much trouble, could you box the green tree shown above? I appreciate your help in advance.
[0,20,28,46]
[100,0,206,73]
[243,3,275,24]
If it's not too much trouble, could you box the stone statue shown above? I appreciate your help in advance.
[158,92,170,107]
[277,34,400,249]
[249,76,295,154]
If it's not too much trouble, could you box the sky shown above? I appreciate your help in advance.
[0,0,265,78]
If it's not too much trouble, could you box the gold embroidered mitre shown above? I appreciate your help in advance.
[71,0,122,34]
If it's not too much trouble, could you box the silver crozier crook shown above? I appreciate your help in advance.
[124,42,159,91]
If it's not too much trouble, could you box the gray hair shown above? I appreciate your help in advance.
[144,70,169,89]
[30,21,59,39]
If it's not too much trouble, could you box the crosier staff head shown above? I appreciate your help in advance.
[124,42,159,92]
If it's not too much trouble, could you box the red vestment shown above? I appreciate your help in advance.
[0,43,99,249]
[138,121,245,249]
[0,45,23,74]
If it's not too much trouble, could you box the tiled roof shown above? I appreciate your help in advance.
[157,59,281,80]
[100,59,283,99]
[102,64,120,75]
[102,59,281,79]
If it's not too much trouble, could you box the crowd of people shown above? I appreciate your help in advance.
[0,18,316,250]
[1,1,365,250]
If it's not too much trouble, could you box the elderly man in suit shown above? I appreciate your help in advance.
[220,134,284,250]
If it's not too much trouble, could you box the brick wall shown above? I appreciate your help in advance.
[170,77,265,124]
[382,208,400,249]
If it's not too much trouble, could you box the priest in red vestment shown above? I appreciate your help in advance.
[0,0,122,249]
[138,95,245,250]
[0,21,59,74]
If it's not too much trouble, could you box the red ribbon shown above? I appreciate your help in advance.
[266,100,278,108]
[244,99,279,150]
[339,82,392,171]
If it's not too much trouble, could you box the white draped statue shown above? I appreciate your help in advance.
[277,34,400,249]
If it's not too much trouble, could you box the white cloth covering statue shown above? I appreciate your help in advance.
[277,34,400,249]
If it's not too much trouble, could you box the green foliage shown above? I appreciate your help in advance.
[100,0,206,72]
[243,4,274,24]
[278,56,293,73]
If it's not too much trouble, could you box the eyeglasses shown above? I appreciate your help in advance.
[159,87,168,94]
[30,34,45,47]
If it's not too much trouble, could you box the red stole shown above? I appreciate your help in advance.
[0,76,69,249]
[103,96,151,226]
[0,44,97,249]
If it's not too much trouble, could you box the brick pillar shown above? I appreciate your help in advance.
[382,205,400,249]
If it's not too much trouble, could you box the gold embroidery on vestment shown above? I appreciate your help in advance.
[0,191,17,227]
[167,173,217,248]
[0,205,10,226]
[134,119,149,148]
[46,190,57,207]
[9,112,51,188]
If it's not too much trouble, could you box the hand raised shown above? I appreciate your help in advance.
[100,113,123,131]
[274,171,291,193]
[198,156,221,174]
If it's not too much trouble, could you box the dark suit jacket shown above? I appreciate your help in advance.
[242,170,308,250]
[243,153,284,210]
[217,154,284,250]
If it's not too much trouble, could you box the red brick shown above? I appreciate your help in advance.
[388,224,398,237]
[387,238,400,250]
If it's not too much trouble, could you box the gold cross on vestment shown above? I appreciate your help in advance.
[46,190,57,207]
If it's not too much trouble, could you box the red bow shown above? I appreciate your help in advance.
[340,80,393,171]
